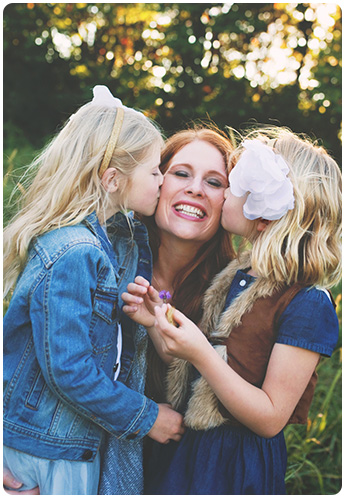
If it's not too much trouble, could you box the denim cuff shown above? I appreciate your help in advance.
[118,396,159,441]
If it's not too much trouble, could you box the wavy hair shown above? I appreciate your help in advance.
[236,126,342,288]
[4,101,163,296]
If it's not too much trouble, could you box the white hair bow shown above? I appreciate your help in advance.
[92,85,124,108]
[229,139,295,221]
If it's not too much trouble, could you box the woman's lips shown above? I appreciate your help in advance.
[173,203,207,221]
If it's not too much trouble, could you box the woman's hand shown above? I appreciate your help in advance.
[3,468,40,495]
[122,276,162,327]
[154,304,211,363]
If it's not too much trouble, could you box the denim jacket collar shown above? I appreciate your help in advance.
[107,211,150,242]
[83,211,151,282]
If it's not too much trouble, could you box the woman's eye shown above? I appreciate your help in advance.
[174,170,189,178]
[207,178,223,188]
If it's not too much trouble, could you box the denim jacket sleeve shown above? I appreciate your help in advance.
[30,242,158,441]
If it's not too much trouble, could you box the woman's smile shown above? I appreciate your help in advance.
[173,201,207,221]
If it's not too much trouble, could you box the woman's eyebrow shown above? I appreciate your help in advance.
[169,162,192,169]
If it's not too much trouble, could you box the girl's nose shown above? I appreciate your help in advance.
[224,187,230,200]
[158,171,164,186]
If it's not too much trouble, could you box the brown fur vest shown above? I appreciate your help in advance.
[166,252,318,430]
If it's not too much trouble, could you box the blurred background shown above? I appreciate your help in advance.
[3,3,342,494]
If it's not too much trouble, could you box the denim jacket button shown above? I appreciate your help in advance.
[82,449,93,460]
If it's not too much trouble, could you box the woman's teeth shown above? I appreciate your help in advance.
[175,204,205,219]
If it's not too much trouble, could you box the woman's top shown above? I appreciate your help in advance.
[3,212,158,463]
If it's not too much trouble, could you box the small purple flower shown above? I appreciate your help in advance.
[159,290,172,302]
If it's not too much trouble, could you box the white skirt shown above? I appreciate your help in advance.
[3,445,100,495]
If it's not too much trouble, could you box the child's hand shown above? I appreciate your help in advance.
[154,304,211,364]
[122,276,162,327]
[148,403,185,444]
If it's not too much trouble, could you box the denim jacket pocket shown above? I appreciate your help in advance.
[90,287,119,354]
[25,368,47,410]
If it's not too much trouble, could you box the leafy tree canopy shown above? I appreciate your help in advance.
[4,3,341,163]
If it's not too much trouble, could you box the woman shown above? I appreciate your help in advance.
[4,124,236,494]
[99,124,236,494]
[144,126,236,401]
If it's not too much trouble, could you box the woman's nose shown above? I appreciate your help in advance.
[185,177,204,197]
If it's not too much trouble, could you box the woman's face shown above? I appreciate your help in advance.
[154,139,228,244]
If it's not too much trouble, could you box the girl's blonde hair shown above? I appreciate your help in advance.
[236,126,342,288]
[4,100,164,295]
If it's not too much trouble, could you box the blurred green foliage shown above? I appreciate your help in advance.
[3,3,342,495]
[3,3,342,162]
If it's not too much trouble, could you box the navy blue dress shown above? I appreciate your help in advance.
[144,271,339,495]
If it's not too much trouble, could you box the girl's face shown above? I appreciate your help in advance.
[155,140,228,244]
[126,146,163,216]
[221,188,256,237]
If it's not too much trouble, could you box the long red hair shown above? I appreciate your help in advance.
[141,124,236,401]
[143,124,236,323]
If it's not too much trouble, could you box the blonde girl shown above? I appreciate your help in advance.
[3,86,184,495]
[145,127,341,494]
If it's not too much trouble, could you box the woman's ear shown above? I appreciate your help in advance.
[256,218,271,232]
[101,168,118,193]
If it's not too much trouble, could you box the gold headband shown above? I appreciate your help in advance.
[99,107,124,177]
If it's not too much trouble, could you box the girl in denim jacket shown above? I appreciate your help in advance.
[3,86,184,495]
[126,127,341,494]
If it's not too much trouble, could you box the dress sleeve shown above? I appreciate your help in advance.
[276,287,340,357]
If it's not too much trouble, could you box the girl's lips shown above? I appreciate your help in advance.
[173,203,207,221]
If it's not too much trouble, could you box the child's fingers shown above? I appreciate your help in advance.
[121,291,143,305]
[168,305,186,326]
[154,305,177,335]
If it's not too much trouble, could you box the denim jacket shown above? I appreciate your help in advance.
[3,212,158,462]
